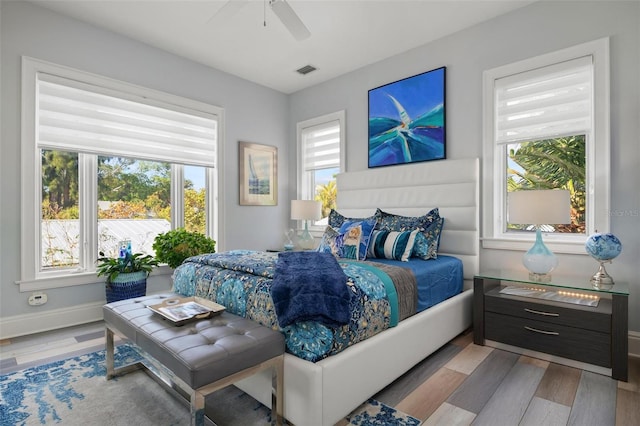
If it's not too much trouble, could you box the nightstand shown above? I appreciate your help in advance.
[474,270,629,381]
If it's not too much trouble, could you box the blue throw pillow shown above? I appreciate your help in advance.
[412,217,445,260]
[317,226,341,258]
[328,209,376,229]
[337,218,377,260]
[367,229,419,261]
[375,207,440,231]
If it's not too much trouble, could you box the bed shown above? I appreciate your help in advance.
[174,157,479,426]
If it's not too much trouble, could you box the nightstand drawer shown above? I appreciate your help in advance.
[485,291,611,333]
[485,312,611,367]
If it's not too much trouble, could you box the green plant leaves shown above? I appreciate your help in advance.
[152,228,216,268]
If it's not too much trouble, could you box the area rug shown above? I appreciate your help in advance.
[0,345,421,425]
[347,399,421,426]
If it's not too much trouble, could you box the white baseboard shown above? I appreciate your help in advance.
[0,301,104,340]
[0,290,173,340]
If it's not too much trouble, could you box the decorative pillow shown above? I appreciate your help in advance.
[412,217,445,260]
[367,229,419,262]
[328,209,376,229]
[316,218,377,261]
[337,218,377,260]
[316,226,341,258]
[375,207,440,231]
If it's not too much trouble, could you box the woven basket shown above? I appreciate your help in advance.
[105,271,148,303]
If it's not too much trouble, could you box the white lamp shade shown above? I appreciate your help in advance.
[291,200,322,221]
[508,190,571,225]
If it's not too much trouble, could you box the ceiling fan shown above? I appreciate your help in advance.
[209,0,311,41]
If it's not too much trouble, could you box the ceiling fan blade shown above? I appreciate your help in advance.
[207,0,249,25]
[270,0,311,41]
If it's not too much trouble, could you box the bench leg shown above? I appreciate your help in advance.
[190,390,206,426]
[105,325,143,380]
[105,327,116,379]
[272,354,284,426]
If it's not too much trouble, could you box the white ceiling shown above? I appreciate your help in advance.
[30,0,535,94]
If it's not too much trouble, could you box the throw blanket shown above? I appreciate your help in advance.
[271,251,349,328]
[365,261,418,322]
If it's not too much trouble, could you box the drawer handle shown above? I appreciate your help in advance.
[524,308,559,317]
[524,326,559,336]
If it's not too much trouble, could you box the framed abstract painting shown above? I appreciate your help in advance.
[368,66,446,168]
[239,141,277,206]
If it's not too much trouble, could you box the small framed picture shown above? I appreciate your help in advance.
[239,141,277,206]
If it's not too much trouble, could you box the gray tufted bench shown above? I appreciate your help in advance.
[103,293,285,426]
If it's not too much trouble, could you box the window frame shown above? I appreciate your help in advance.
[296,110,346,232]
[20,57,224,291]
[482,38,610,254]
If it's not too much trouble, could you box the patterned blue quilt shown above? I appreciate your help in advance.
[172,250,400,362]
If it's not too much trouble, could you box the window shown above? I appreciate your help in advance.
[297,111,345,229]
[21,57,223,290]
[482,38,610,253]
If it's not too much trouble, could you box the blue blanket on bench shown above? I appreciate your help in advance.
[270,251,349,328]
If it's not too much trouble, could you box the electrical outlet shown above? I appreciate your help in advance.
[28,292,48,306]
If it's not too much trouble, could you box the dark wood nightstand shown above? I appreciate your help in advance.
[474,270,629,381]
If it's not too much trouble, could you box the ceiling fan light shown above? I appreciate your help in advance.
[270,0,311,41]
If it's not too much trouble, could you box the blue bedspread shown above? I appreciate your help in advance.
[271,251,349,328]
[173,250,396,362]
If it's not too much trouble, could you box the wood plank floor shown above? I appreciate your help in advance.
[2,323,639,425]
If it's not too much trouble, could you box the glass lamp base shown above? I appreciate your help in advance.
[528,272,552,283]
[522,228,557,280]
[298,222,315,250]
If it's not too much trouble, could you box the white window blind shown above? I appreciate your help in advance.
[37,73,218,167]
[495,55,593,144]
[302,119,340,171]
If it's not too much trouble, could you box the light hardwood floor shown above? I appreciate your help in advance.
[2,323,639,425]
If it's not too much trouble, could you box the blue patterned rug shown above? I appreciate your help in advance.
[0,345,420,425]
[348,399,421,426]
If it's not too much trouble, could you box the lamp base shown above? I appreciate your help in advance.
[298,222,315,250]
[522,228,557,282]
[528,272,552,283]
[591,261,614,289]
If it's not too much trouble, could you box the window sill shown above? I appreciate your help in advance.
[482,237,588,255]
[17,265,173,292]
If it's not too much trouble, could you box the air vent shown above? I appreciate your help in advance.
[296,65,317,75]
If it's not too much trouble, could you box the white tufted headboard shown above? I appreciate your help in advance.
[336,157,479,287]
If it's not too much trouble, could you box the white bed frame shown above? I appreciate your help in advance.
[236,157,480,426]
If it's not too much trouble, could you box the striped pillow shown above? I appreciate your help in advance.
[367,229,419,262]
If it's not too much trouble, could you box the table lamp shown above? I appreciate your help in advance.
[508,189,571,282]
[291,200,322,250]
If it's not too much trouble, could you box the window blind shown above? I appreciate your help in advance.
[495,55,593,144]
[37,73,218,167]
[302,119,340,171]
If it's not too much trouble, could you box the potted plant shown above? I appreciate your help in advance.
[97,251,158,303]
[153,228,216,269]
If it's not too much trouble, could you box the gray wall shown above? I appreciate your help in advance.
[0,1,290,319]
[289,1,640,333]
